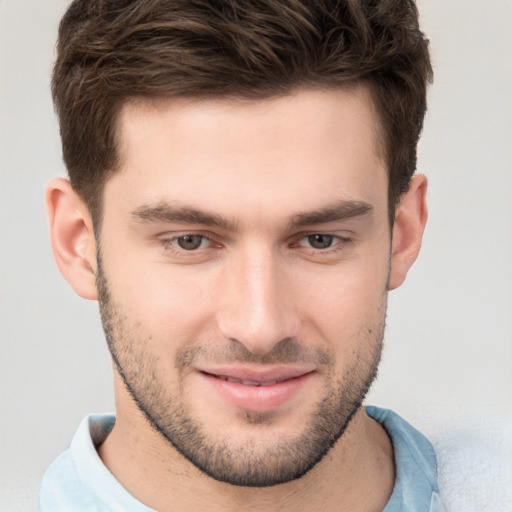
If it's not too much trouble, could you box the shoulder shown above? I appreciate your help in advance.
[39,445,98,511]
[366,405,444,512]
[366,405,439,485]
[39,414,142,512]
[368,406,512,512]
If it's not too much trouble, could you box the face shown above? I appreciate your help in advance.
[97,87,391,486]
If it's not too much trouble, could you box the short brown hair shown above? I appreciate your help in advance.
[52,0,432,225]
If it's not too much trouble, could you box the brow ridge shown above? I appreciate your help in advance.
[288,200,373,229]
[132,203,237,231]
[131,199,373,232]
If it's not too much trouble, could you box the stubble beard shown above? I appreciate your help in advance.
[96,258,386,487]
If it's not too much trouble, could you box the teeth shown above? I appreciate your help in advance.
[216,375,279,386]
[241,380,259,386]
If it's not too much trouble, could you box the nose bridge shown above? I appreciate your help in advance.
[217,242,296,354]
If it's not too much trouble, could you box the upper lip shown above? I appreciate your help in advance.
[197,365,316,384]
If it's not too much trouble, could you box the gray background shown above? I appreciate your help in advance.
[1,0,511,510]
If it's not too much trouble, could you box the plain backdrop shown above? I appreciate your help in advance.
[1,1,511,510]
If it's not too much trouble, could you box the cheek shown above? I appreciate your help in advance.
[106,257,219,351]
[296,258,388,348]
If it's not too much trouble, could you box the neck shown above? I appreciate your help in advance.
[98,405,395,512]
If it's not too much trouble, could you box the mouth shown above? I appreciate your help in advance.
[204,373,296,387]
[196,366,316,412]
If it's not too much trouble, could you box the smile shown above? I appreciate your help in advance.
[207,373,290,386]
[196,367,316,412]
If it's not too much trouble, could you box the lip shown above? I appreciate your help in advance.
[196,365,316,412]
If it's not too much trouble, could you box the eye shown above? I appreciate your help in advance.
[158,232,223,261]
[174,234,208,250]
[306,234,335,249]
[292,233,352,254]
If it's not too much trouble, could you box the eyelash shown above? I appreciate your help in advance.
[292,233,353,253]
[159,232,352,256]
[161,232,218,252]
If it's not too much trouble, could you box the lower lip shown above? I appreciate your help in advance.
[199,372,315,412]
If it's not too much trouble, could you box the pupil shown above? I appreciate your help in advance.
[308,234,333,249]
[178,235,203,250]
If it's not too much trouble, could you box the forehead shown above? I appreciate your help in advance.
[118,85,385,161]
[107,86,388,224]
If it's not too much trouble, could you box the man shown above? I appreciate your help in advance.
[40,0,441,511]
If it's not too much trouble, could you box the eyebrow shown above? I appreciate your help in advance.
[132,203,238,231]
[287,200,373,229]
[131,199,373,232]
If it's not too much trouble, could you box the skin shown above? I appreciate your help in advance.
[47,85,427,511]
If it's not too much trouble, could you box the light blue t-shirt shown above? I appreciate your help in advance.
[39,406,445,511]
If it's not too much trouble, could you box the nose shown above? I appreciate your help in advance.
[216,244,299,355]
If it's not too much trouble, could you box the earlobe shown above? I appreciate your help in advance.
[46,178,99,300]
[388,174,428,290]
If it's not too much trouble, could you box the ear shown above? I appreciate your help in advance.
[388,174,428,290]
[46,178,98,300]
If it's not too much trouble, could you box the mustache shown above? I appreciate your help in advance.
[175,337,333,369]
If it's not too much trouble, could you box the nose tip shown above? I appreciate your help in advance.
[216,250,298,355]
[223,318,291,356]
[219,294,296,355]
